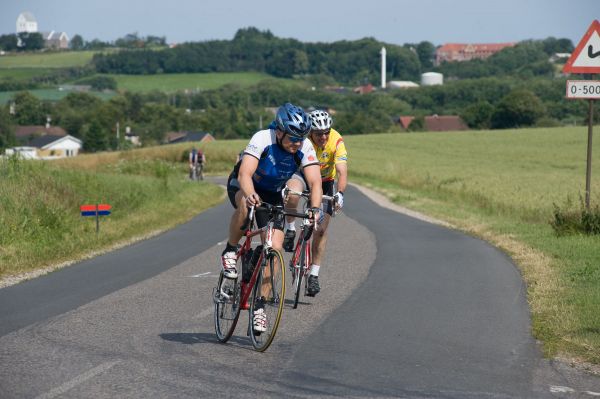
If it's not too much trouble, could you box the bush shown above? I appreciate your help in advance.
[551,196,600,235]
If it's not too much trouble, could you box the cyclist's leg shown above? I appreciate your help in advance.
[311,213,331,266]
[222,177,247,278]
[307,180,334,296]
[228,190,247,246]
[283,173,306,251]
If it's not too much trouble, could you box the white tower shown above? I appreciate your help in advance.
[16,12,38,34]
[380,47,386,89]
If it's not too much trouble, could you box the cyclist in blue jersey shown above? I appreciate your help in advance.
[222,103,323,333]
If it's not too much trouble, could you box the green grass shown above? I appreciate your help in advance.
[0,155,223,277]
[0,89,116,104]
[342,126,600,364]
[0,68,54,81]
[0,51,96,68]
[106,72,297,93]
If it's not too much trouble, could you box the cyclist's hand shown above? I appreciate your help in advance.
[334,191,344,211]
[307,207,322,228]
[245,192,261,207]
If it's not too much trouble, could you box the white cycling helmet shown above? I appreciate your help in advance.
[309,110,333,131]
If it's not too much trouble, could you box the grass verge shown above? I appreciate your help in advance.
[0,154,223,280]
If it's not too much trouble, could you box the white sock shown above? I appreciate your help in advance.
[285,221,296,231]
[310,264,320,276]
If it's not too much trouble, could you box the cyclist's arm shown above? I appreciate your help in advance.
[303,163,323,209]
[335,162,348,193]
[238,154,259,199]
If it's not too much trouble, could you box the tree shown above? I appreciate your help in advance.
[12,91,45,125]
[416,41,435,69]
[460,101,494,129]
[0,34,18,51]
[70,34,84,50]
[0,107,15,150]
[491,89,546,129]
[17,32,44,51]
[83,118,109,152]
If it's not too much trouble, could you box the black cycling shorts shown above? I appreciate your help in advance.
[227,173,285,231]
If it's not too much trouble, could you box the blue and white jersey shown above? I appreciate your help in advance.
[244,129,318,192]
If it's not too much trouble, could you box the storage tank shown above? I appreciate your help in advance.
[421,72,443,86]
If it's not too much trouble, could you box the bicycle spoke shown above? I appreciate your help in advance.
[214,271,241,343]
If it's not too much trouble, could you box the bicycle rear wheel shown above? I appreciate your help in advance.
[292,241,307,309]
[249,248,285,352]
[214,271,241,343]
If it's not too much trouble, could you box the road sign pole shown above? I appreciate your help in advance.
[96,204,100,234]
[585,98,594,209]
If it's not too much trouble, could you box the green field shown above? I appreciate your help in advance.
[0,89,115,104]
[0,51,96,68]
[0,68,54,80]
[107,72,298,93]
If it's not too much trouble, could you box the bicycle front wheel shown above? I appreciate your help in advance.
[214,271,241,343]
[249,248,285,352]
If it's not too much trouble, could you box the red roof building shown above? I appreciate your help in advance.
[424,115,468,131]
[15,125,67,141]
[435,42,516,65]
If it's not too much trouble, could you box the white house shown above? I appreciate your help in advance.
[4,146,39,160]
[16,12,38,33]
[11,135,83,159]
[36,135,82,159]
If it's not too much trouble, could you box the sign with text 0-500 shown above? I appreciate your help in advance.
[566,80,600,99]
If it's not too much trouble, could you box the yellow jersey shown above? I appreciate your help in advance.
[310,128,348,181]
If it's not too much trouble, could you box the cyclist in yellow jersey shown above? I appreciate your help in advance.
[284,110,348,296]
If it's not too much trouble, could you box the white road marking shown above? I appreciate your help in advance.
[585,391,600,396]
[189,272,211,278]
[35,360,120,399]
[550,386,575,393]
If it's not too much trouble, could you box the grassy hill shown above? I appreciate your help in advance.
[0,51,97,68]
[105,72,298,93]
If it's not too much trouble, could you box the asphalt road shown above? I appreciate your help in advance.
[0,184,598,398]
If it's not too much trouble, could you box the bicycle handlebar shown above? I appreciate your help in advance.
[282,186,339,217]
[240,202,315,231]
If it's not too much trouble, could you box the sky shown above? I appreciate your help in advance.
[0,0,598,47]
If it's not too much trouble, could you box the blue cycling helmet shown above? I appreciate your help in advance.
[274,103,311,138]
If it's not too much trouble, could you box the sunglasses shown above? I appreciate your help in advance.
[312,130,330,137]
[286,134,304,143]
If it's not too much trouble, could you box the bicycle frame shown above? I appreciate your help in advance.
[235,206,273,310]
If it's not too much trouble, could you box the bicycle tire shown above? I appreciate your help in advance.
[249,248,285,352]
[292,239,306,309]
[214,271,241,343]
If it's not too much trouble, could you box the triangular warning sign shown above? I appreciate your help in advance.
[563,20,600,74]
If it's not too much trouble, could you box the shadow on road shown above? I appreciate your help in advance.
[159,332,248,347]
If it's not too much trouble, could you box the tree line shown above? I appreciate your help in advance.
[1,28,590,153]
[1,73,592,153]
